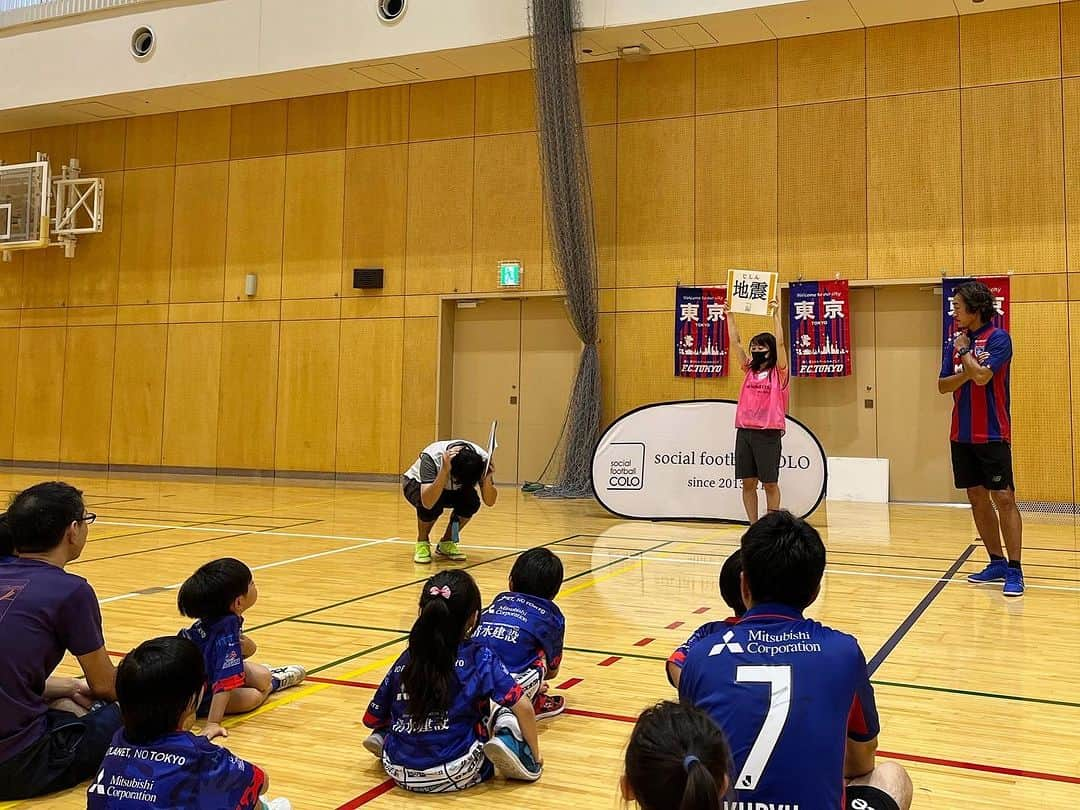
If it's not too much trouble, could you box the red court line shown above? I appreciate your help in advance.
[556,677,583,690]
[634,637,655,647]
[335,778,395,809]
[693,606,710,614]
[308,676,381,689]
[564,707,638,723]
[598,656,621,667]
[666,621,685,629]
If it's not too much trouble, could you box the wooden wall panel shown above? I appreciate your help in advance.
[29,126,76,164]
[1065,79,1080,272]
[176,108,231,164]
[225,156,285,301]
[342,144,407,297]
[588,125,618,290]
[696,108,778,280]
[617,118,694,287]
[579,60,618,126]
[867,18,959,96]
[614,311,693,415]
[962,80,1065,274]
[118,167,175,304]
[399,317,438,468]
[21,248,69,309]
[598,312,616,427]
[336,318,403,474]
[696,41,777,115]
[171,162,228,302]
[405,138,474,294]
[1065,1,1080,78]
[76,119,126,173]
[346,86,410,147]
[1011,302,1072,502]
[124,113,178,169]
[473,133,543,292]
[1072,303,1080,502]
[779,29,865,105]
[778,100,867,280]
[0,329,17,458]
[109,324,166,465]
[618,51,695,121]
[13,327,65,461]
[217,321,279,470]
[59,325,115,464]
[162,322,222,468]
[282,150,346,299]
[287,93,348,153]
[69,171,122,306]
[230,101,288,159]
[476,70,536,135]
[0,130,30,164]
[275,319,340,472]
[960,5,1060,87]
[0,255,23,309]
[409,78,475,141]
[868,91,962,278]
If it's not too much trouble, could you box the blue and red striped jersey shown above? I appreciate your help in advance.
[678,603,880,810]
[179,614,246,702]
[940,324,1012,444]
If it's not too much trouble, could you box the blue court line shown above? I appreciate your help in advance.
[867,543,977,676]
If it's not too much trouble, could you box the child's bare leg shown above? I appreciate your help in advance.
[223,662,273,714]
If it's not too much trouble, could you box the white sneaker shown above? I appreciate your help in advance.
[270,665,307,692]
[262,799,292,810]
[363,731,385,758]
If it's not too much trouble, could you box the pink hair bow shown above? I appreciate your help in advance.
[429,585,452,599]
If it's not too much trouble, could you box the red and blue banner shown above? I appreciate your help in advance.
[941,277,1010,370]
[788,279,852,377]
[675,286,728,377]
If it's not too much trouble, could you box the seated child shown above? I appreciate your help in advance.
[621,700,731,810]
[666,549,745,688]
[177,558,306,740]
[88,635,290,809]
[474,547,566,718]
[362,570,543,793]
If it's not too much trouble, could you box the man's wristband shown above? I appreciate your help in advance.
[957,347,970,358]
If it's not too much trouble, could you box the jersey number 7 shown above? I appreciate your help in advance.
[735,665,792,790]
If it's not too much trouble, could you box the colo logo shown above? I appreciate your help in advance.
[606,442,645,491]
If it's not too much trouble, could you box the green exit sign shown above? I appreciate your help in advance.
[499,261,522,288]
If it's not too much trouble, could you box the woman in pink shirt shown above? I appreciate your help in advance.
[725,298,790,523]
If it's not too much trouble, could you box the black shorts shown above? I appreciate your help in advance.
[0,703,122,800]
[846,784,901,810]
[735,428,782,484]
[402,477,481,523]
[950,441,1014,491]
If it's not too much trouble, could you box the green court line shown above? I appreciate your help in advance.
[308,634,410,675]
[872,679,1080,710]
[293,618,408,633]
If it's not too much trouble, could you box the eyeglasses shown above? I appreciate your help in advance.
[79,513,97,525]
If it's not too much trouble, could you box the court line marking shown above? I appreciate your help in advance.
[868,544,978,675]
[335,779,396,809]
[94,520,1080,592]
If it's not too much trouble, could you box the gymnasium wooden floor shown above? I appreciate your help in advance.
[2,470,1077,809]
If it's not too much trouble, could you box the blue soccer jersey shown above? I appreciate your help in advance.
[179,614,246,713]
[86,730,265,809]
[666,617,740,687]
[679,604,880,810]
[363,640,524,771]
[474,592,565,674]
[939,324,1012,444]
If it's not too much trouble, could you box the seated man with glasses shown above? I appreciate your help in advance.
[0,481,122,801]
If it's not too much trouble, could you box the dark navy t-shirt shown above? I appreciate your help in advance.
[86,730,264,809]
[679,603,880,810]
[474,592,565,674]
[0,557,105,763]
[363,640,523,770]
[179,614,246,708]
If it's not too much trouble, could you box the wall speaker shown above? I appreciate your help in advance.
[353,268,384,289]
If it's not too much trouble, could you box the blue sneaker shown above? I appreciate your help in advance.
[967,560,1008,584]
[483,727,542,781]
[1003,567,1025,597]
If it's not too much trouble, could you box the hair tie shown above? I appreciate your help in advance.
[428,585,451,599]
[682,754,700,772]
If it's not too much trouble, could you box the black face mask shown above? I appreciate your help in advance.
[751,351,769,363]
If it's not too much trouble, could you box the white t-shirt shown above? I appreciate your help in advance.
[403,440,489,491]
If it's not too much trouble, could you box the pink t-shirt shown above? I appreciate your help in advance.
[735,365,790,430]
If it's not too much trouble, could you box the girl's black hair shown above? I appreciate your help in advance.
[747,332,778,373]
[402,569,482,720]
[0,513,13,558]
[117,636,206,745]
[625,701,731,810]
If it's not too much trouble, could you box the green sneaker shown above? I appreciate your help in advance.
[435,541,467,562]
[413,542,432,564]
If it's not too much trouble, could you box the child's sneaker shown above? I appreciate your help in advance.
[435,541,467,562]
[483,721,542,781]
[534,694,565,720]
[413,542,432,564]
[1003,567,1025,597]
[261,799,292,810]
[269,665,306,692]
[967,559,1008,584]
[363,731,385,758]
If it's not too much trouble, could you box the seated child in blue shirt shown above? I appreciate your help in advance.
[475,547,566,718]
[362,570,543,792]
[87,635,291,809]
[177,558,306,740]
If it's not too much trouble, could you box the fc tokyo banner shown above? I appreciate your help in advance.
[788,280,852,377]
[941,276,1010,368]
[675,286,728,378]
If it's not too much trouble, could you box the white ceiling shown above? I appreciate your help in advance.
[0,0,1062,134]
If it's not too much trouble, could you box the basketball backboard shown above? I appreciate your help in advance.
[0,160,50,250]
